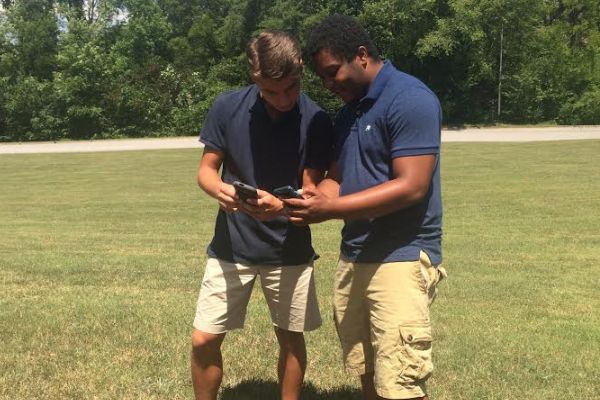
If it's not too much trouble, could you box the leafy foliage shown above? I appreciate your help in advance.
[0,0,599,140]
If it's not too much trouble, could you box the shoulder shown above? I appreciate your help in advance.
[391,88,440,114]
[201,86,255,145]
[298,92,332,126]
[386,68,439,107]
[211,85,255,111]
[297,92,326,115]
[385,75,440,120]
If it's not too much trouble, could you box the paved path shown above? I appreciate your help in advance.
[1,126,599,154]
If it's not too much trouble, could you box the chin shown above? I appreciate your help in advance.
[340,94,358,104]
[276,105,295,112]
[333,89,356,104]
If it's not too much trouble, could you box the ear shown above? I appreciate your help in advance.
[356,46,369,68]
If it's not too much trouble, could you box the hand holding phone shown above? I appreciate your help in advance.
[232,184,285,221]
[233,181,258,202]
[215,182,239,212]
[273,185,303,199]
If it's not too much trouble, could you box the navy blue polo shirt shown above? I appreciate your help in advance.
[200,84,333,266]
[333,61,443,265]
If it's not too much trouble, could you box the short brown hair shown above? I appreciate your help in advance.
[246,31,303,80]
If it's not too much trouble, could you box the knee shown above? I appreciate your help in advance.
[191,329,223,355]
[275,328,305,351]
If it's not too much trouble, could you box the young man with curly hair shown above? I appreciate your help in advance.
[285,15,447,400]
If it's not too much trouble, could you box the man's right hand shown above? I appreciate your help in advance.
[216,182,240,213]
[283,187,334,225]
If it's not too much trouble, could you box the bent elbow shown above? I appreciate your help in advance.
[407,184,430,206]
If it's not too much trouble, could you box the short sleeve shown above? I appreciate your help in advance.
[305,110,334,170]
[199,95,228,152]
[387,88,441,158]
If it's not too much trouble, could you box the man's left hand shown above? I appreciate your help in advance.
[240,189,284,221]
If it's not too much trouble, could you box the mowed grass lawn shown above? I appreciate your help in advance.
[1,140,599,400]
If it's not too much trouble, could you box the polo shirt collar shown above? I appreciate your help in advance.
[364,60,393,100]
[356,60,393,112]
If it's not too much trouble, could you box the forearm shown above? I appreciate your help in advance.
[317,161,341,198]
[302,168,324,189]
[286,154,435,224]
[326,154,435,220]
[197,167,223,199]
[326,178,426,220]
[317,178,340,198]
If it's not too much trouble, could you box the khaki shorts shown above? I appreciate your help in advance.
[333,251,447,399]
[193,258,322,334]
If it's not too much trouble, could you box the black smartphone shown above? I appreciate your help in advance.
[233,181,258,201]
[273,185,302,199]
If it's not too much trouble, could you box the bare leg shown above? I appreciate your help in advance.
[360,372,379,400]
[274,327,306,400]
[191,329,226,400]
[360,373,429,400]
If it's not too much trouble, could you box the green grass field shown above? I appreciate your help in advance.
[1,141,599,400]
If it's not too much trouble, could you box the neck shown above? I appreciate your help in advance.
[365,59,384,87]
[351,59,384,102]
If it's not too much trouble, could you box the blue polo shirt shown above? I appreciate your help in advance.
[333,61,443,265]
[200,85,333,266]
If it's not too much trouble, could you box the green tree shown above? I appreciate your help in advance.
[53,16,114,138]
[3,76,61,141]
[404,0,544,122]
[2,0,600,140]
[104,0,174,135]
[0,0,60,139]
[168,13,218,74]
[6,0,58,80]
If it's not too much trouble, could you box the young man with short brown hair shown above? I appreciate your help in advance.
[190,31,332,400]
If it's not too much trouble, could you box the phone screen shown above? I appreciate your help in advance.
[273,186,302,199]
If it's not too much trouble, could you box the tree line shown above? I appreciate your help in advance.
[0,0,599,141]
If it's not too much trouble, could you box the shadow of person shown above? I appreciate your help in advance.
[221,379,362,399]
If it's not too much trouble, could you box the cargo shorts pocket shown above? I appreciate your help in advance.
[419,251,447,306]
[395,324,434,383]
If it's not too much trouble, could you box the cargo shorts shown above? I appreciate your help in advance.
[333,251,446,399]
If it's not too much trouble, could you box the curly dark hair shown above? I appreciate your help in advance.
[306,14,379,62]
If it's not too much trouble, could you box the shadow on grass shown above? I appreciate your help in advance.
[221,379,361,399]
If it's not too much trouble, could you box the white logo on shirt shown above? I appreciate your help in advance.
[365,125,372,132]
